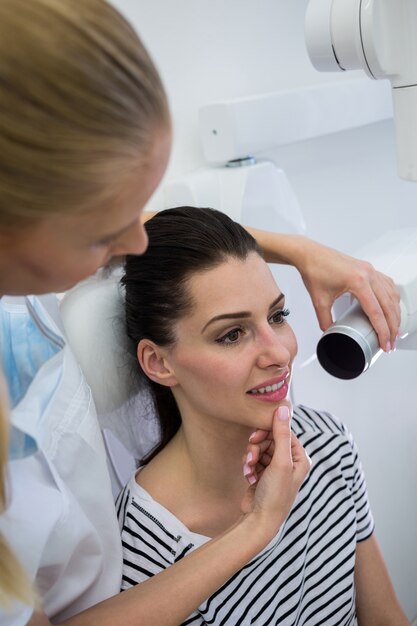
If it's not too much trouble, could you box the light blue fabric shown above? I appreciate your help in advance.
[0,298,60,407]
[0,297,63,460]
[8,425,38,461]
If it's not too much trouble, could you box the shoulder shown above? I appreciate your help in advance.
[118,473,203,588]
[292,404,368,497]
[292,404,360,468]
[118,473,200,561]
[292,404,349,438]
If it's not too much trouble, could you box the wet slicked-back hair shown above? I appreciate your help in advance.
[121,206,262,462]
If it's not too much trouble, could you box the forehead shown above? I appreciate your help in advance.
[185,252,281,319]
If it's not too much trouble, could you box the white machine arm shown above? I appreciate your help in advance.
[305,0,417,181]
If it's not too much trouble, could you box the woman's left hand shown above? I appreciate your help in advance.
[243,428,274,486]
[247,228,401,354]
[243,421,311,487]
[297,240,401,353]
[240,405,311,529]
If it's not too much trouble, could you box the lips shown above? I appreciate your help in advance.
[247,372,289,395]
[246,373,290,403]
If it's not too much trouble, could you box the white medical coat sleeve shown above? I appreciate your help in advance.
[0,295,122,624]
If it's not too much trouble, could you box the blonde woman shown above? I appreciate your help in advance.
[0,1,399,625]
[0,380,37,615]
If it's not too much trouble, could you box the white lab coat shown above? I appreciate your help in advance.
[0,295,122,625]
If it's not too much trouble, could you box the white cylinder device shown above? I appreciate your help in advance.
[305,0,417,182]
[316,229,417,379]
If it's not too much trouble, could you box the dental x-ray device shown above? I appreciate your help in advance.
[305,1,417,378]
[316,229,417,379]
[305,0,417,182]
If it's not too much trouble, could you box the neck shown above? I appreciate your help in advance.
[168,418,251,499]
[139,410,256,538]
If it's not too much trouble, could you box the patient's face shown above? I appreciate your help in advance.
[166,252,298,433]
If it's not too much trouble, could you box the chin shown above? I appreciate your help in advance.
[251,411,276,432]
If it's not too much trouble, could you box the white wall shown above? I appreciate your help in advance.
[268,121,417,619]
[112,1,417,619]
[112,0,358,181]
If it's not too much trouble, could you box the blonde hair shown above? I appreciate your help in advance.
[0,377,37,610]
[0,0,170,229]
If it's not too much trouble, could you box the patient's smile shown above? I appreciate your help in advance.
[247,374,289,403]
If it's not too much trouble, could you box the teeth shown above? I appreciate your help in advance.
[250,380,285,395]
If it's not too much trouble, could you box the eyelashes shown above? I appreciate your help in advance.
[216,327,245,345]
[215,308,291,346]
[269,308,290,325]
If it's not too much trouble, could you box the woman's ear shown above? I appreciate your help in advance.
[137,339,178,387]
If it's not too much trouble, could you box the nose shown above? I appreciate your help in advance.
[255,324,293,370]
[112,220,149,256]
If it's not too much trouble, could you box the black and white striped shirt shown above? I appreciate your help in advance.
[117,405,374,625]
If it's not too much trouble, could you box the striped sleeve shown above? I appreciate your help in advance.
[338,419,375,542]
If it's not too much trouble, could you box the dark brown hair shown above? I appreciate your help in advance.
[121,206,262,463]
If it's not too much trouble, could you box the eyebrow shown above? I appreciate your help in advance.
[201,293,285,333]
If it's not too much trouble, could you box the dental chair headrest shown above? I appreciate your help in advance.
[60,269,159,490]
[60,269,136,415]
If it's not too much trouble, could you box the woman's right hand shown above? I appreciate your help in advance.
[240,405,311,537]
